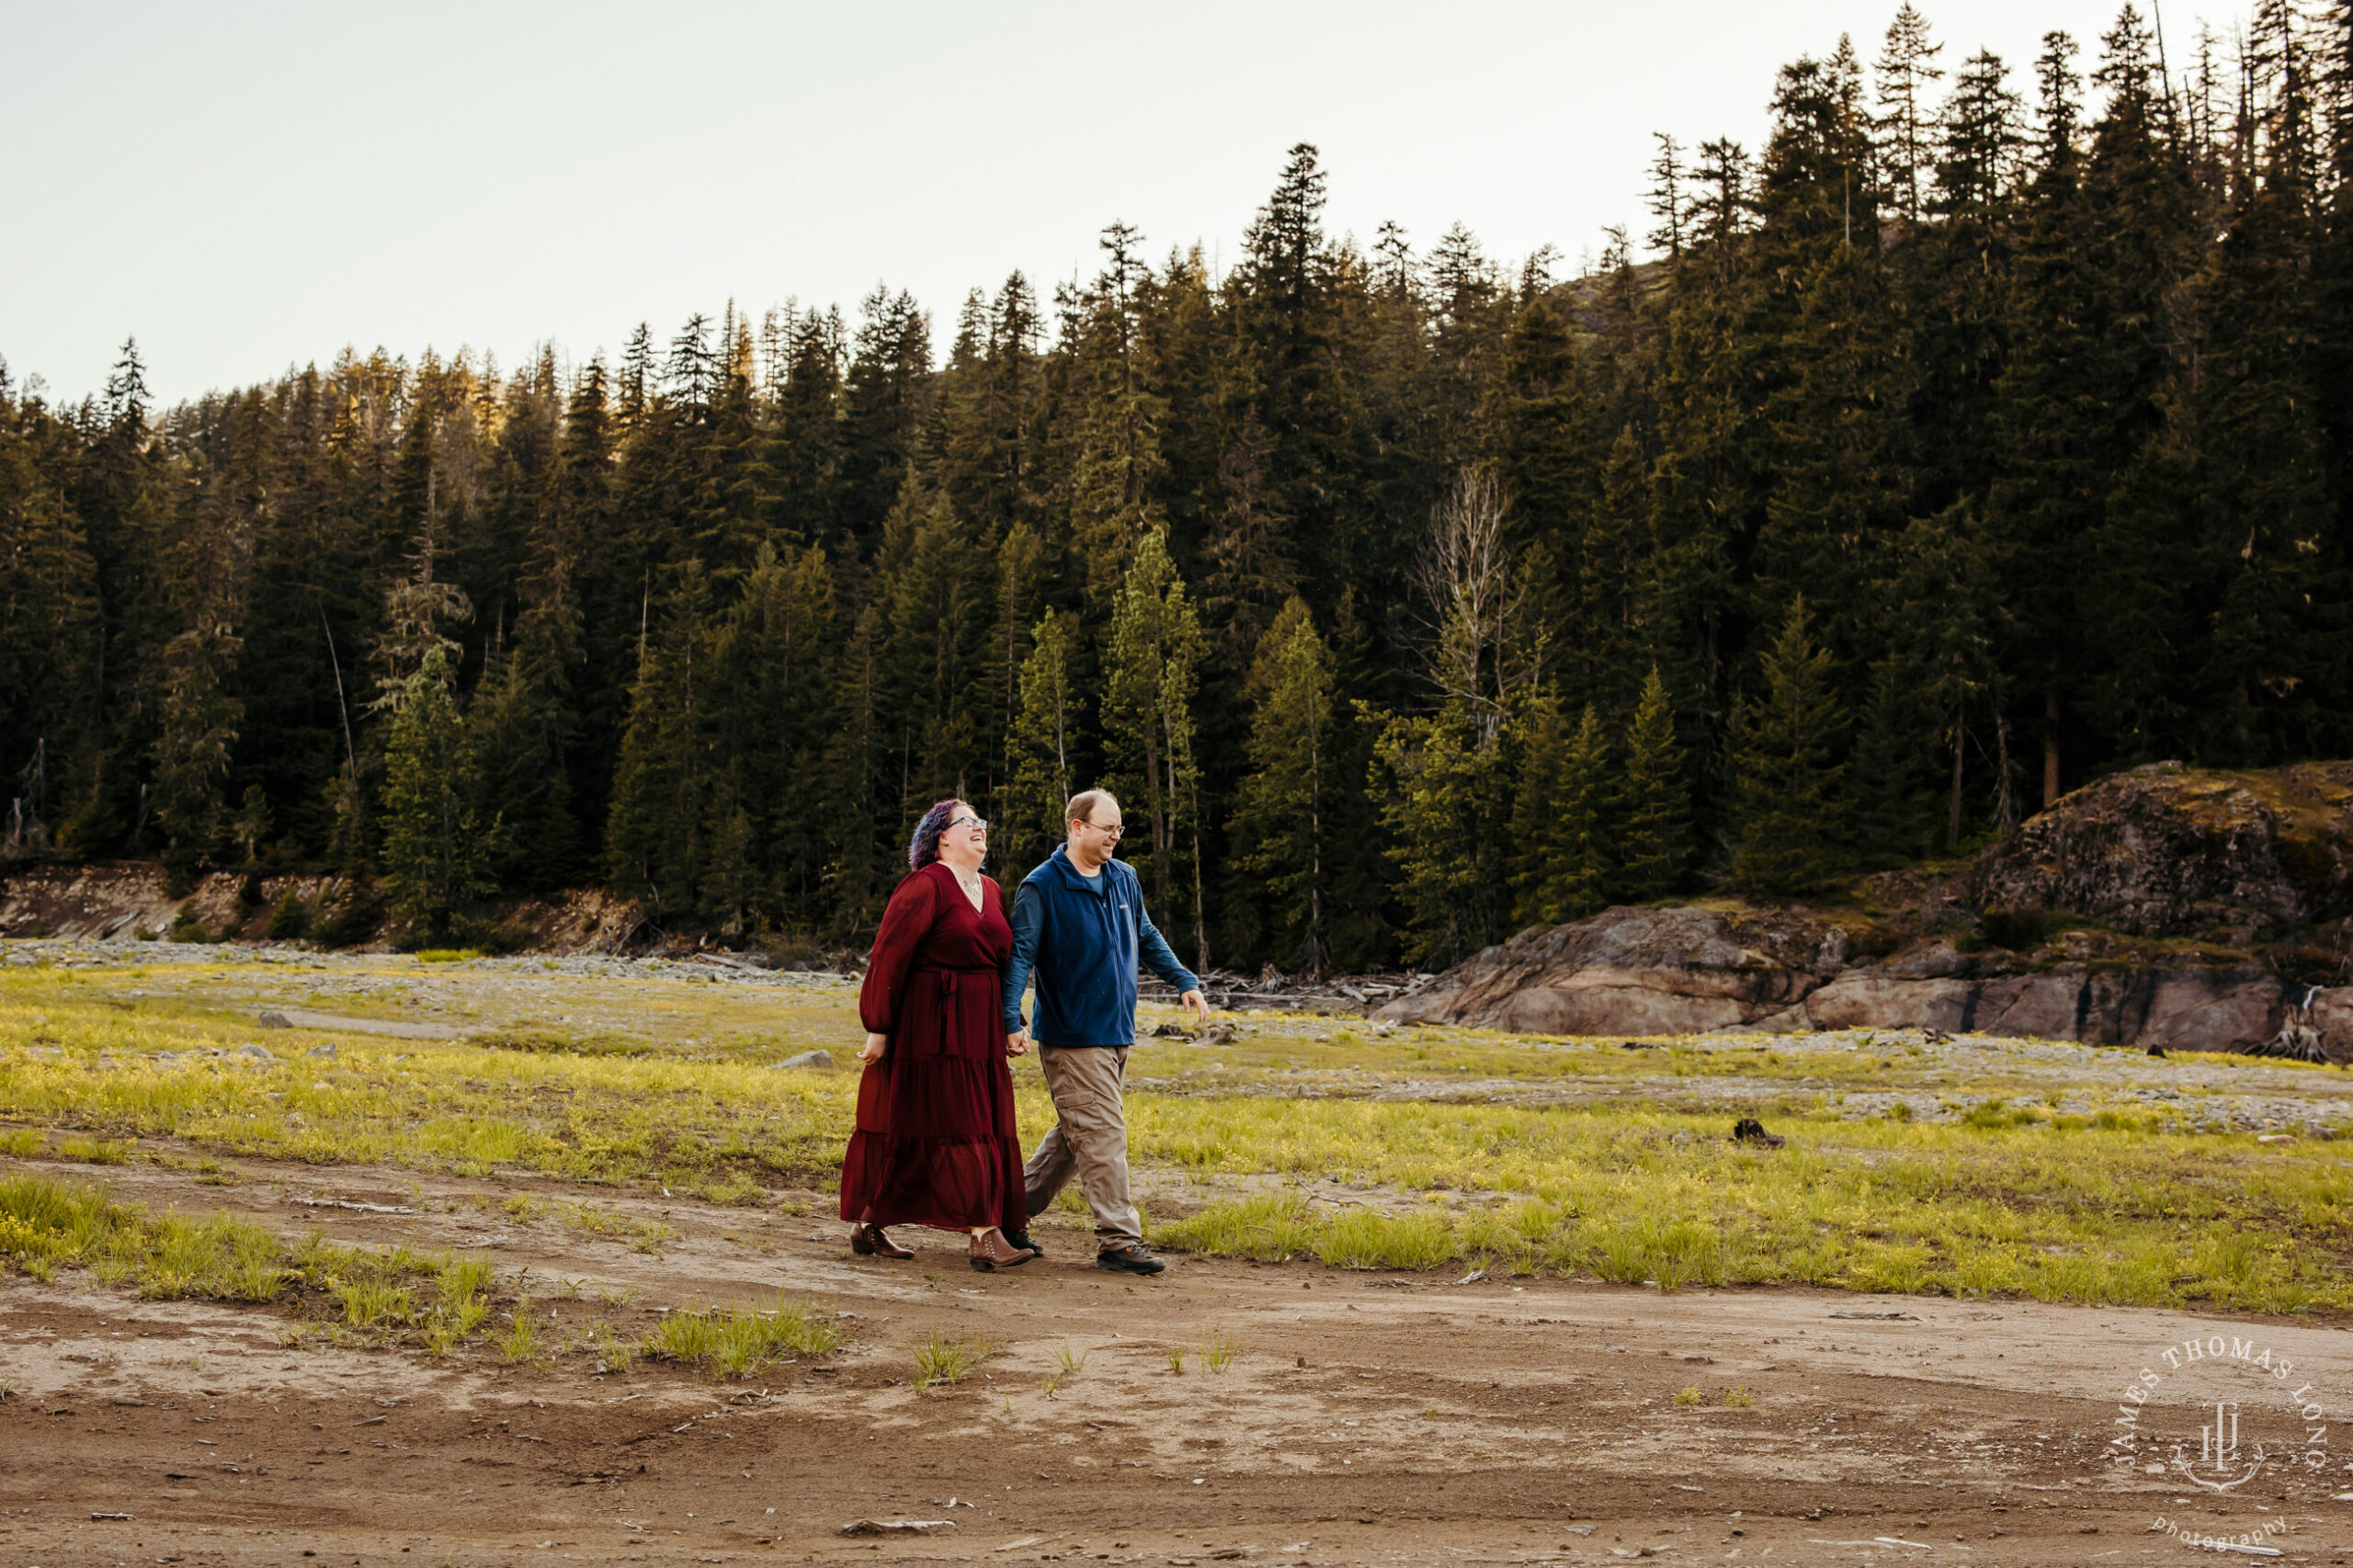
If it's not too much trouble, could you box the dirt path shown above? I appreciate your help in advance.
[6,1148,2351,1567]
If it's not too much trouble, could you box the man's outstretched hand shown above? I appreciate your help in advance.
[1179,988,1211,1021]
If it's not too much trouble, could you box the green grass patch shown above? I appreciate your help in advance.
[1149,1106,2353,1312]
[643,1294,838,1378]
[911,1330,990,1390]
[7,961,2352,1314]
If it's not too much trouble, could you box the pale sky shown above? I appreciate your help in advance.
[6,1,2206,406]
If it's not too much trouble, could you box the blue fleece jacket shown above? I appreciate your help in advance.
[1003,846,1200,1047]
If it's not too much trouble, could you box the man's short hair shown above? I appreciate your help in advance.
[1065,788,1118,827]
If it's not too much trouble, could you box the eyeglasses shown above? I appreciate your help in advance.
[947,815,989,833]
[1079,820,1124,839]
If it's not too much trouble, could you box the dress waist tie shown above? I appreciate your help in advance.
[915,965,998,1003]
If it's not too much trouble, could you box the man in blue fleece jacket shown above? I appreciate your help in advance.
[1004,789,1210,1275]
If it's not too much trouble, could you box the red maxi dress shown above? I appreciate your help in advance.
[838,862,1027,1233]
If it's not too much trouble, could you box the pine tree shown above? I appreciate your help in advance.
[1508,692,1611,927]
[1645,133,1688,259]
[151,391,265,884]
[1848,658,1935,864]
[1875,3,1945,223]
[603,562,717,921]
[0,405,99,854]
[1644,137,1755,738]
[151,619,242,883]
[723,540,839,926]
[1985,30,2099,802]
[1614,668,1692,902]
[1004,608,1080,879]
[381,648,494,938]
[840,288,932,549]
[1102,529,1205,961]
[2168,19,2347,762]
[1489,294,1586,637]
[767,306,845,545]
[1225,144,1370,619]
[1229,597,1338,972]
[1065,223,1170,610]
[875,486,993,804]
[1751,43,1918,631]
[1372,703,1512,965]
[1729,598,1849,895]
[469,642,579,893]
[2072,9,2209,760]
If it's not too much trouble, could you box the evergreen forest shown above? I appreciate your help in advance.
[5,4,2351,972]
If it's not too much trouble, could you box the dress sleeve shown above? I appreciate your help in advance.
[859,873,938,1035]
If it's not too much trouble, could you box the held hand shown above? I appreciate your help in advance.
[1005,1028,1029,1057]
[858,1031,889,1064]
[1179,988,1211,1021]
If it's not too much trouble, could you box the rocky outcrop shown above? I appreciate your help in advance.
[1972,760,2353,940]
[0,862,288,941]
[0,861,646,954]
[1380,905,1847,1035]
[1376,904,2302,1054]
[1380,762,2353,1059]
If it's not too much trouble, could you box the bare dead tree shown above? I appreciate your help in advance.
[1415,465,1529,742]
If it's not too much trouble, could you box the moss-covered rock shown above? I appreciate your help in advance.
[1972,760,2353,940]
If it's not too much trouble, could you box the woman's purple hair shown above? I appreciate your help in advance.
[908,799,961,870]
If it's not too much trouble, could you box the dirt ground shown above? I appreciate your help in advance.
[6,1145,2351,1568]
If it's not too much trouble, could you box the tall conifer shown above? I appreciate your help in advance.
[1614,668,1693,902]
[1229,597,1338,972]
[1729,598,1849,896]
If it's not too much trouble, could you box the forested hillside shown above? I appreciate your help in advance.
[5,4,2350,971]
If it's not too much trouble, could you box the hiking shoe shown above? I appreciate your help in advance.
[1097,1243,1165,1276]
[1002,1228,1042,1256]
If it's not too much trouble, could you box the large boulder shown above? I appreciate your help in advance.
[1377,904,1848,1033]
[1747,962,2283,1051]
[1381,903,2290,1053]
[1972,760,2353,939]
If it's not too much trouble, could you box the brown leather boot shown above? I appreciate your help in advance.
[968,1227,1038,1271]
[850,1223,914,1259]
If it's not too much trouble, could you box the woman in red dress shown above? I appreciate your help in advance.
[840,800,1040,1271]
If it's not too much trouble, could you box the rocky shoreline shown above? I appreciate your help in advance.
[1372,902,2347,1059]
[1381,760,2353,1060]
[8,759,2350,1059]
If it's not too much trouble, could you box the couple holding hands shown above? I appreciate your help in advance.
[838,790,1211,1275]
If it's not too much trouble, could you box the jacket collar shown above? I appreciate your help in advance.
[1046,843,1118,894]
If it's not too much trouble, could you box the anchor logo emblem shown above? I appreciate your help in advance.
[2172,1401,2266,1493]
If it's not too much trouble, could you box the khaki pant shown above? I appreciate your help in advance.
[1023,1046,1140,1249]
